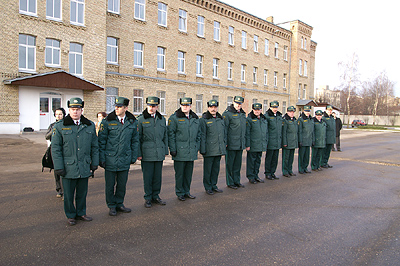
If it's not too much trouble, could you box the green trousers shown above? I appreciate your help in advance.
[62,177,88,219]
[298,146,311,172]
[174,161,194,197]
[264,149,279,176]
[203,156,222,191]
[246,151,262,180]
[282,148,295,175]
[311,147,324,170]
[321,144,333,166]
[225,150,243,186]
[141,161,163,200]
[105,170,129,208]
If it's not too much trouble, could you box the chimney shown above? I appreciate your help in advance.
[266,16,274,23]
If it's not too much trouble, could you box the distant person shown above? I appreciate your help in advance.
[298,105,314,174]
[311,110,326,171]
[282,106,298,177]
[96,112,107,135]
[321,105,336,168]
[332,112,342,152]
[45,107,66,198]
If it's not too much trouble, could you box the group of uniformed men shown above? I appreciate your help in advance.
[51,96,336,226]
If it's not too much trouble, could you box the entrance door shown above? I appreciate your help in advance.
[40,94,62,129]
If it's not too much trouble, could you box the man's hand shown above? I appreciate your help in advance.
[54,169,66,176]
[99,161,106,168]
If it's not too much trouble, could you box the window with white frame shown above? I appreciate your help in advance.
[283,46,288,61]
[263,69,268,86]
[298,83,302,99]
[228,26,234,45]
[274,42,279,58]
[158,2,167,27]
[253,98,258,104]
[304,60,308,76]
[212,95,219,101]
[45,39,60,67]
[299,59,303,75]
[263,100,268,113]
[241,31,247,49]
[20,0,36,16]
[214,21,220,41]
[157,47,165,70]
[254,35,258,52]
[134,0,145,21]
[253,67,257,84]
[196,55,203,76]
[241,64,246,82]
[46,0,61,20]
[197,15,204,37]
[106,87,118,113]
[69,42,83,75]
[274,71,278,87]
[282,101,286,113]
[303,85,307,99]
[264,39,269,56]
[19,34,36,72]
[70,0,84,25]
[227,96,233,107]
[133,89,143,113]
[301,37,304,49]
[178,51,185,73]
[134,42,143,67]
[304,38,307,50]
[283,73,287,89]
[108,0,120,14]
[212,58,219,78]
[179,9,187,32]
[157,90,166,114]
[196,94,203,114]
[107,37,118,64]
[177,92,185,108]
[227,61,233,80]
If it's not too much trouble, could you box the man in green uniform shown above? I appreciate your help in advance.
[321,105,336,168]
[311,110,327,171]
[264,101,283,180]
[98,97,139,216]
[168,97,201,201]
[298,105,314,174]
[222,96,246,189]
[52,97,99,226]
[282,106,298,177]
[245,103,268,184]
[199,99,226,195]
[137,96,168,208]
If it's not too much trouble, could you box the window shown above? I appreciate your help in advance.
[253,99,258,104]
[283,46,288,61]
[263,100,268,113]
[177,92,186,108]
[227,96,233,107]
[301,37,304,49]
[227,61,233,80]
[158,2,167,26]
[304,38,307,50]
[70,0,84,25]
[299,59,303,75]
[107,37,118,64]
[212,95,219,101]
[179,9,187,32]
[196,55,203,76]
[19,34,36,72]
[133,89,143,113]
[214,21,220,41]
[69,42,83,75]
[303,85,307,99]
[197,16,204,37]
[134,0,145,20]
[228,26,234,45]
[157,91,166,114]
[263,69,268,86]
[157,47,165,70]
[283,73,287,89]
[304,61,308,76]
[274,42,278,58]
[20,0,36,16]
[213,58,219,78]
[274,71,278,87]
[241,31,247,49]
[134,42,143,67]
[106,87,118,113]
[264,39,269,56]
[46,0,61,20]
[196,94,203,114]
[254,35,258,52]
[253,67,257,84]
[241,64,246,82]
[108,0,120,14]
[178,51,185,73]
[282,101,286,113]
[298,83,302,99]
[45,39,60,67]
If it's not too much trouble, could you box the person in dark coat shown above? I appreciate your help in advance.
[311,110,326,171]
[282,106,298,177]
[199,99,226,195]
[332,112,343,152]
[321,105,336,168]
[298,105,314,174]
[51,98,99,226]
[98,97,139,216]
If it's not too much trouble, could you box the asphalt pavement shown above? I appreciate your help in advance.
[1,129,400,266]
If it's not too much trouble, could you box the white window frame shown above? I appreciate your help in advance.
[274,71,278,87]
[227,61,233,80]
[178,51,185,74]
[301,37,304,49]
[46,0,62,20]
[196,94,203,115]
[69,42,83,76]
[19,34,36,73]
[157,47,165,71]
[213,58,219,79]
[298,83,302,99]
[263,100,268,113]
[283,46,288,61]
[197,15,204,37]
[107,37,118,65]
[241,64,246,82]
[283,73,287,89]
[304,60,308,76]
[20,0,37,16]
[264,39,269,56]
[108,0,120,14]
[133,89,144,114]
[241,31,247,49]
[227,96,233,107]
[304,38,307,50]
[274,42,279,58]
[157,90,166,114]
[299,59,303,75]
[263,69,268,86]
[45,38,61,67]
[253,67,257,84]
[70,0,85,26]
[158,2,167,27]
[214,21,220,41]
[303,85,307,100]
[196,55,203,76]
[134,42,144,68]
[228,26,234,45]
[106,87,118,113]
[254,35,258,52]
[179,9,187,32]
[134,0,146,21]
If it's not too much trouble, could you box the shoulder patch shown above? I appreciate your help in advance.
[62,128,71,130]
[109,123,118,126]
[143,121,150,124]
[206,121,213,124]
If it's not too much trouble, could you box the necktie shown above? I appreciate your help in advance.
[121,118,124,125]
[76,121,79,126]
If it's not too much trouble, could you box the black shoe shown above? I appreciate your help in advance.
[109,207,117,216]
[212,188,223,193]
[67,218,76,226]
[144,200,152,208]
[327,164,333,168]
[337,149,341,152]
[235,183,245,188]
[76,215,93,221]
[272,174,279,179]
[152,198,166,205]
[321,165,328,168]
[266,175,274,180]
[249,179,257,184]
[289,173,296,176]
[206,190,214,195]
[299,171,305,174]
[178,195,186,201]
[304,170,311,173]
[255,178,264,183]
[185,194,196,199]
[283,174,289,177]
[116,206,131,213]
[228,185,238,189]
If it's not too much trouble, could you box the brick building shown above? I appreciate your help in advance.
[0,0,316,133]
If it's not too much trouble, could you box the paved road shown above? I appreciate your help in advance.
[1,129,400,265]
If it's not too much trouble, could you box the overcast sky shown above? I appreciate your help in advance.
[221,0,400,96]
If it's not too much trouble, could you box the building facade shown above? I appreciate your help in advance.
[315,85,342,108]
[0,0,316,133]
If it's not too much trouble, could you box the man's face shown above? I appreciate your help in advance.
[271,107,278,114]
[233,102,242,111]
[97,113,104,122]
[316,114,322,121]
[304,110,310,117]
[69,108,82,120]
[208,106,218,115]
[327,109,333,116]
[332,112,336,118]
[181,105,191,114]
[147,105,158,115]
[115,106,128,117]
[287,111,294,118]
[253,109,261,116]
[55,110,64,121]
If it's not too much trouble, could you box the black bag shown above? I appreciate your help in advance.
[42,146,54,172]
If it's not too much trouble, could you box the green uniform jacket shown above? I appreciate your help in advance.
[245,111,268,152]
[168,108,201,161]
[98,111,139,171]
[199,111,226,157]
[265,109,283,150]
[137,109,168,161]
[282,114,299,149]
[313,117,327,148]
[298,112,314,147]
[51,115,99,179]
[222,105,246,151]
[322,112,336,144]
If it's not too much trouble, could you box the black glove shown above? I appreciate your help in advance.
[298,142,302,148]
[54,169,66,176]
[90,165,98,171]
[200,152,206,156]
[170,151,177,157]
[99,161,106,168]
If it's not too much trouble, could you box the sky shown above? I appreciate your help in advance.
[221,0,400,97]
